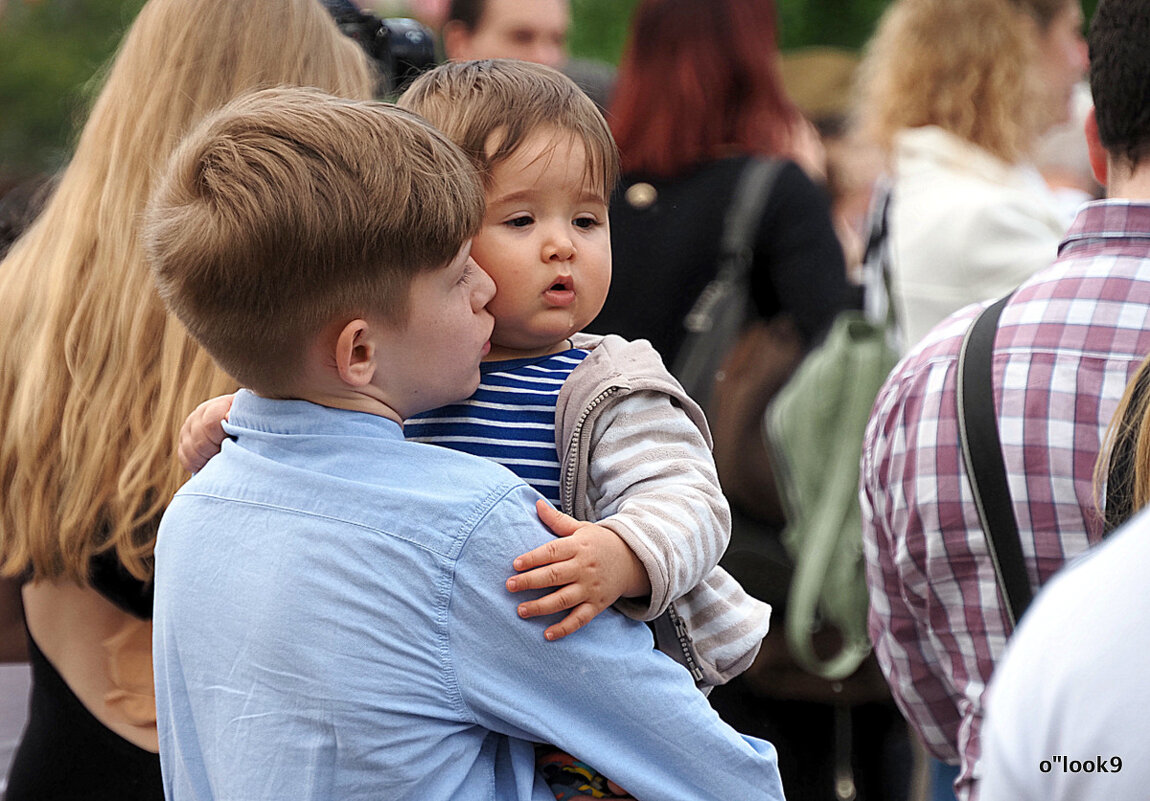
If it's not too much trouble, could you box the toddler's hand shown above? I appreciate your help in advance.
[179,393,235,473]
[506,500,651,641]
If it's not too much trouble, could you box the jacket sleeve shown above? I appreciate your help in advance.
[447,487,785,801]
[583,390,731,621]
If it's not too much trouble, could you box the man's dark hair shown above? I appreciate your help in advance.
[1089,0,1150,167]
[447,0,484,30]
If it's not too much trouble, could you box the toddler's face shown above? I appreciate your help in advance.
[470,127,611,361]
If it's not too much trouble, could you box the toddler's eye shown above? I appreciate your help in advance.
[504,215,533,228]
[573,216,601,230]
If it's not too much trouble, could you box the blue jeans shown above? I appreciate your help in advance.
[930,759,959,801]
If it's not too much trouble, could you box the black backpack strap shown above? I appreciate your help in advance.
[957,293,1032,628]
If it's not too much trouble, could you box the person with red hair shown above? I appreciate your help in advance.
[588,0,855,367]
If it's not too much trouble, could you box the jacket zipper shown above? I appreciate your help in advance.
[668,604,705,684]
[561,386,619,516]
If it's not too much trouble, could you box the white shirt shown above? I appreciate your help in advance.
[889,126,1067,348]
[979,506,1150,801]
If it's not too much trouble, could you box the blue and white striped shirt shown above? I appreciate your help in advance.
[404,348,590,506]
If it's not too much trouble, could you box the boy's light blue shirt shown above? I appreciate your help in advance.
[153,390,783,801]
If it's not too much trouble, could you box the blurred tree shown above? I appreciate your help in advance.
[777,0,1098,51]
[778,0,890,49]
[569,0,640,65]
[0,0,144,182]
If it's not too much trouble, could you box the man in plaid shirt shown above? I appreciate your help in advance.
[859,3,1150,796]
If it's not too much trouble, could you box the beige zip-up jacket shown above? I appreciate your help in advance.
[560,333,771,687]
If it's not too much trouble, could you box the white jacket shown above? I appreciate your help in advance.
[889,126,1067,348]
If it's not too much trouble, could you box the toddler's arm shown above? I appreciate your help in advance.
[509,389,731,639]
[179,393,235,473]
[578,390,730,622]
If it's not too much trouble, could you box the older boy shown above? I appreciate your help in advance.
[147,87,784,801]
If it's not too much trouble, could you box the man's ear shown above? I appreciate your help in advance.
[441,20,470,60]
[1085,106,1109,189]
[334,319,377,388]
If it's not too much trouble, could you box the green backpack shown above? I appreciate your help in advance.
[762,192,899,681]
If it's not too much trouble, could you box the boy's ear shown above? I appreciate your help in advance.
[1085,106,1109,189]
[334,319,378,388]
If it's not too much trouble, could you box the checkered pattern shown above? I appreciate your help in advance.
[860,201,1150,800]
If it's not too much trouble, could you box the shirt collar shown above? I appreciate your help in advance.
[1059,200,1150,257]
[226,389,403,440]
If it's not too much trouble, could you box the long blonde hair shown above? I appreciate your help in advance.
[856,0,1068,164]
[0,0,373,583]
[1095,354,1150,532]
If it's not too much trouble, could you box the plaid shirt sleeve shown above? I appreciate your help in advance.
[860,308,1013,800]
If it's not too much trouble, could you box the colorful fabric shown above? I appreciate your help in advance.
[536,747,630,800]
[860,201,1150,800]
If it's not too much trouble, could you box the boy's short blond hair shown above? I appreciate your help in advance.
[145,86,484,395]
[399,59,619,200]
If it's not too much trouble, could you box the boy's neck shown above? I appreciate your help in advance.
[483,338,574,363]
[257,387,405,425]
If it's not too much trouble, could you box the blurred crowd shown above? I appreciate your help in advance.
[1,1,1144,801]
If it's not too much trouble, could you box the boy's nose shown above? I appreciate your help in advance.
[470,259,497,308]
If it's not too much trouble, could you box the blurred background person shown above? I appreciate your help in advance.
[978,3,1150,781]
[1033,80,1104,221]
[856,0,1088,349]
[442,0,567,68]
[779,46,885,279]
[858,1,1149,798]
[586,1,909,799]
[440,0,614,110]
[589,0,855,365]
[0,1,373,798]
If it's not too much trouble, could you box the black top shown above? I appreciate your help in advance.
[89,548,154,620]
[3,549,156,799]
[6,632,162,800]
[588,156,859,364]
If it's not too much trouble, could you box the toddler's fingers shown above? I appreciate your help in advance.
[511,535,576,574]
[178,418,214,473]
[515,585,583,620]
[535,499,584,537]
[506,557,578,593]
[541,602,599,641]
[178,395,234,473]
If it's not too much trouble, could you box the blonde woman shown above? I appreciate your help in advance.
[0,1,372,797]
[857,0,1087,348]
